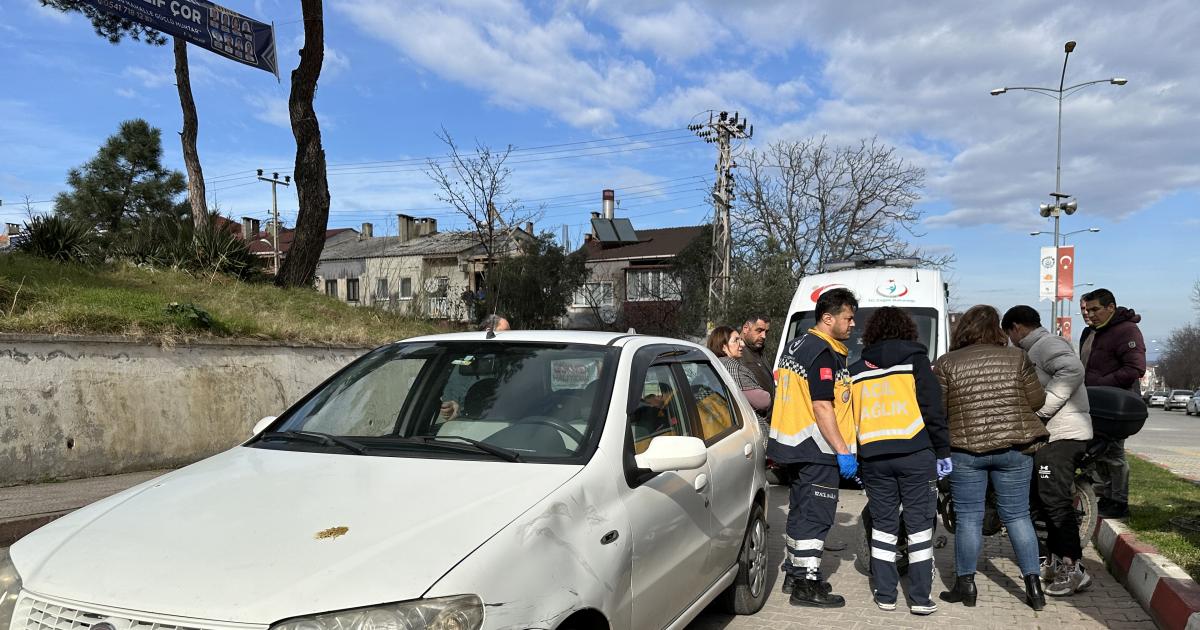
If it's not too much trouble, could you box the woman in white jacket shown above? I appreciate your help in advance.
[1002,305,1093,597]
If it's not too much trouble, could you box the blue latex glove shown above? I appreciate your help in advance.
[937,457,953,479]
[837,453,858,479]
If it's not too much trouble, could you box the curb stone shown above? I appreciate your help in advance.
[1094,517,1200,629]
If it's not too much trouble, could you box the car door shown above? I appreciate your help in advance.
[622,359,714,630]
[679,361,756,579]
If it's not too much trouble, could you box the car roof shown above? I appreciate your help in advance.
[397,329,703,350]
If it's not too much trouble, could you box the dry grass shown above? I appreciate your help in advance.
[0,253,440,345]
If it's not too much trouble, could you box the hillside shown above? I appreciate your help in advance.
[0,253,438,345]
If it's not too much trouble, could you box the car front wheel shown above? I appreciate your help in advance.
[716,502,770,615]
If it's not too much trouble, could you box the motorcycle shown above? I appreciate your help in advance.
[854,386,1147,577]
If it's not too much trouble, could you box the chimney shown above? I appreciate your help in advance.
[602,189,615,219]
[524,221,534,235]
[241,217,260,240]
[397,213,415,242]
[6,223,19,236]
[360,222,373,239]
[425,217,437,235]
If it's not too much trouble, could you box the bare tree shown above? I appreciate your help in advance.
[275,0,331,288]
[732,136,949,281]
[425,130,539,288]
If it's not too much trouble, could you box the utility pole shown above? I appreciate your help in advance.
[257,169,290,275]
[690,111,752,326]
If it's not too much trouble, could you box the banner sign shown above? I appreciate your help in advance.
[82,0,278,77]
[1056,316,1073,339]
[1039,246,1056,301]
[1056,245,1075,301]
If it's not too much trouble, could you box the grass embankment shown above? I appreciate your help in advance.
[0,253,438,345]
[1127,454,1200,580]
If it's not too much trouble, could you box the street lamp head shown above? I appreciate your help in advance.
[1111,77,1128,85]
[1029,231,1043,236]
[1088,227,1101,233]
[1065,41,1077,53]
[990,88,1007,96]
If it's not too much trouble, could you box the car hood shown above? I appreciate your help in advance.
[12,447,579,625]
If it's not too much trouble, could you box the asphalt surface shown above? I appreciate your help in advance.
[1126,406,1200,482]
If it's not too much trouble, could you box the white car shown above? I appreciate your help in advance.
[2,331,769,630]
[1148,391,1168,407]
[1164,389,1192,411]
[1187,391,1200,416]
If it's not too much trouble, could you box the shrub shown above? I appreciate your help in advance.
[17,215,97,264]
[112,216,263,280]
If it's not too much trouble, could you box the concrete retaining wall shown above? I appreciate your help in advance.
[0,334,372,486]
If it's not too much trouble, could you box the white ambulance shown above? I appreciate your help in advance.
[774,258,950,367]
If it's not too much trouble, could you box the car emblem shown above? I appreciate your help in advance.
[92,623,117,630]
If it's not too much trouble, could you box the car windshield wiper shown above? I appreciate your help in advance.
[408,435,521,462]
[262,430,369,455]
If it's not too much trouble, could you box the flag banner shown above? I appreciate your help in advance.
[1039,246,1056,301]
[1057,245,1075,301]
[82,0,278,77]
[1056,316,1073,339]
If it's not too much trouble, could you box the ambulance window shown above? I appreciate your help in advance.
[787,307,939,363]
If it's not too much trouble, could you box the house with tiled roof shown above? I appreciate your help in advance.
[316,214,533,321]
[213,216,359,273]
[567,190,708,332]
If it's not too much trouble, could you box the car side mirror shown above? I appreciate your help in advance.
[634,435,707,472]
[251,416,277,436]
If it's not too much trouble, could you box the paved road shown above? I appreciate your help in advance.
[1126,406,1200,481]
[688,484,1152,630]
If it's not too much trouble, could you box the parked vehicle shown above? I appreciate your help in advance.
[1164,389,1193,411]
[1187,391,1200,416]
[4,331,770,630]
[1148,391,1168,407]
[775,258,950,366]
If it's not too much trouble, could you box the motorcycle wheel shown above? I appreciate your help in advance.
[1074,479,1099,543]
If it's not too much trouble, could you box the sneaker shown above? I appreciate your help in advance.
[1046,560,1092,596]
[1039,555,1059,583]
[910,600,938,615]
[874,594,897,611]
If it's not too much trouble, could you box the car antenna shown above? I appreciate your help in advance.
[486,328,496,340]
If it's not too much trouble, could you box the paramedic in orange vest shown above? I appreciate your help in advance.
[768,287,858,608]
[849,306,952,615]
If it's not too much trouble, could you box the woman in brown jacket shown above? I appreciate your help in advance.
[933,305,1049,610]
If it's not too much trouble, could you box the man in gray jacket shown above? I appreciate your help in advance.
[1003,305,1093,597]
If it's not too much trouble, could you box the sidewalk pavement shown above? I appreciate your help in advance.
[0,469,170,547]
[688,484,1153,630]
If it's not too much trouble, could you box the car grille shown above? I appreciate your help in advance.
[13,593,263,630]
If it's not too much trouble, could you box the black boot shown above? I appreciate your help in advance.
[781,573,831,594]
[789,578,846,608]
[938,574,977,607]
[1025,574,1046,610]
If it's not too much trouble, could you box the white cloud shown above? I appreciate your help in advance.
[124,66,175,89]
[335,0,655,128]
[27,2,73,24]
[244,93,291,128]
[115,87,138,99]
[639,71,810,127]
[611,3,724,63]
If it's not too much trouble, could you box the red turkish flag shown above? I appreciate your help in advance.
[1057,246,1075,301]
[1057,317,1073,339]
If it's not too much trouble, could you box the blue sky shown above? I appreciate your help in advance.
[1,0,1197,354]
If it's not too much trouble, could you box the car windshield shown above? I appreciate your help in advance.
[1173,390,1190,396]
[253,341,617,463]
[785,307,939,363]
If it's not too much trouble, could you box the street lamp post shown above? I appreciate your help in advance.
[993,40,1126,327]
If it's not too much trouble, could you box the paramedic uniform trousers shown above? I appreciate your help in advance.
[861,449,938,604]
[785,462,839,579]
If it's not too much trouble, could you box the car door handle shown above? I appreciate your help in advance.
[744,443,753,458]
[694,473,708,492]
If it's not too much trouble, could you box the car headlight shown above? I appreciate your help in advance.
[0,549,23,630]
[270,595,483,630]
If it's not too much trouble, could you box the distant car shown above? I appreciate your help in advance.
[1186,391,1200,416]
[5,331,770,630]
[1166,389,1193,411]
[1148,391,1168,407]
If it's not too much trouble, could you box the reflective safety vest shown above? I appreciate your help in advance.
[766,329,855,465]
[849,362,930,458]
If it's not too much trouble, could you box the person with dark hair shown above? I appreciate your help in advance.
[1002,305,1093,596]
[769,287,859,608]
[1078,288,1146,519]
[934,305,1049,610]
[849,307,950,614]
[707,326,772,435]
[739,315,776,413]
